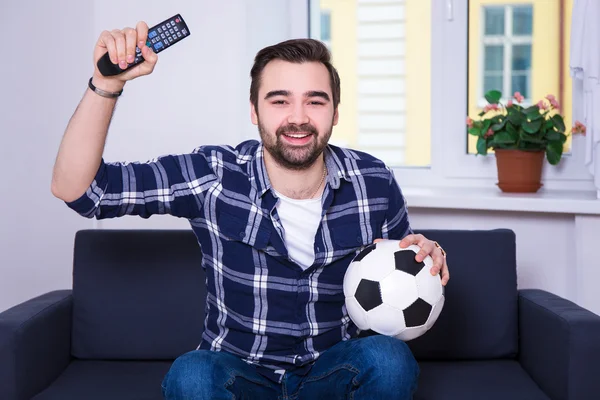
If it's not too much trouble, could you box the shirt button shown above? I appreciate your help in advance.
[239,231,246,239]
[356,236,362,243]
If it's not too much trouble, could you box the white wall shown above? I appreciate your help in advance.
[0,0,299,312]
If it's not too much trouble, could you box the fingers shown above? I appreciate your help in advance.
[399,233,426,248]
[440,260,450,286]
[123,27,137,65]
[99,30,118,64]
[136,21,149,49]
[111,29,128,69]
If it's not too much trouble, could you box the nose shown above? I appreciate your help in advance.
[287,103,310,125]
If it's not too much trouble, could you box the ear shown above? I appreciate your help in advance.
[250,101,258,125]
[333,107,339,126]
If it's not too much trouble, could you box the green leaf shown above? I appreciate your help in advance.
[468,127,480,136]
[476,137,488,155]
[506,121,517,135]
[482,119,492,133]
[522,118,543,134]
[491,119,507,131]
[523,105,540,114]
[485,90,502,104]
[508,111,525,125]
[493,131,516,144]
[546,130,561,141]
[526,110,543,121]
[546,141,563,165]
[551,114,566,132]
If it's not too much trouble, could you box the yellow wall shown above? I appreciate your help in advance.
[320,0,358,148]
[405,0,432,166]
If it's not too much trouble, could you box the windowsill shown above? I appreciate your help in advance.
[402,186,600,215]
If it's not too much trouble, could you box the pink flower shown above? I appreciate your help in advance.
[537,100,548,110]
[572,121,587,135]
[546,94,556,102]
[550,99,560,110]
[484,128,494,138]
[466,117,474,128]
[506,99,513,108]
[514,92,525,103]
[484,103,499,112]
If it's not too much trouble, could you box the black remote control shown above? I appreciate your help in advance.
[96,14,191,77]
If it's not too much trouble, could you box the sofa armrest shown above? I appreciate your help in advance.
[518,289,600,400]
[0,290,73,400]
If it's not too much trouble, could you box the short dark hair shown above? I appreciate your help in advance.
[249,39,341,111]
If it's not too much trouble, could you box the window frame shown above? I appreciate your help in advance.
[300,0,594,191]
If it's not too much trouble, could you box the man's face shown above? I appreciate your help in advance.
[251,60,339,170]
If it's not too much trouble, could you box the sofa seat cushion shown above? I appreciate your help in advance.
[32,360,172,400]
[414,360,550,400]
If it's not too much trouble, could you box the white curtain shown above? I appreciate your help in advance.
[570,0,600,198]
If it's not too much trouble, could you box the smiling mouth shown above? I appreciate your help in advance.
[282,132,312,139]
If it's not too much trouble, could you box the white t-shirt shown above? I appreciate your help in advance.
[273,190,323,270]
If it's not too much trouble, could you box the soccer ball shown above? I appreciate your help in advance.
[343,239,445,341]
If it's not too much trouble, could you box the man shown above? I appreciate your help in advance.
[51,20,449,400]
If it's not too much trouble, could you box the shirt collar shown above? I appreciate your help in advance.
[248,141,352,199]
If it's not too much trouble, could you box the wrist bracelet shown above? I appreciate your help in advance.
[88,77,123,98]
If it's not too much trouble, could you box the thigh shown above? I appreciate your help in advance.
[294,335,419,400]
[162,349,281,400]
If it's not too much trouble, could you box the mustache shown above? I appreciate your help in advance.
[277,124,318,136]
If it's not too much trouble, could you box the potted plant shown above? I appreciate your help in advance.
[467,90,585,193]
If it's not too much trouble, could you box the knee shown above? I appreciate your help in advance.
[162,350,229,399]
[354,335,420,383]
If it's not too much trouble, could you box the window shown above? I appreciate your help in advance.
[303,0,593,191]
[309,0,432,168]
[468,1,574,156]
[480,6,533,104]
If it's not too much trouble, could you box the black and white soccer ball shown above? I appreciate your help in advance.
[343,239,445,341]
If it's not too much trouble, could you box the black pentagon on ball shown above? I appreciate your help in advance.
[404,298,433,327]
[394,250,425,276]
[355,279,382,312]
[353,243,377,262]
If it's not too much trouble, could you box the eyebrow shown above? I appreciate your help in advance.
[264,90,331,102]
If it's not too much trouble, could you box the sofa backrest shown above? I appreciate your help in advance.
[71,229,206,360]
[407,229,518,360]
[71,228,518,361]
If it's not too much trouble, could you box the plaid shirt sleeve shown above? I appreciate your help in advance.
[382,168,413,239]
[65,150,214,220]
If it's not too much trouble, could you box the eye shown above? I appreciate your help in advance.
[272,100,287,105]
[309,101,325,106]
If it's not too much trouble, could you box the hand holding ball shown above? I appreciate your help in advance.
[343,239,445,341]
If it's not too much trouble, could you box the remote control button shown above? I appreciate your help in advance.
[148,31,157,39]
[153,42,163,50]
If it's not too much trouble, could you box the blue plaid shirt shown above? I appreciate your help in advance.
[66,139,412,383]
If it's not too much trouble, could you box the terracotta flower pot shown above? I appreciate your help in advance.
[495,149,545,193]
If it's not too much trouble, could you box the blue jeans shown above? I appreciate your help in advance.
[161,335,420,399]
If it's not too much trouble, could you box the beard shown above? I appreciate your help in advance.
[258,119,333,171]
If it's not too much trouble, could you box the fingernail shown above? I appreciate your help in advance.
[139,40,145,47]
[127,55,134,63]
[119,60,127,69]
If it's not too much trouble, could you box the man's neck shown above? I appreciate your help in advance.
[264,152,327,200]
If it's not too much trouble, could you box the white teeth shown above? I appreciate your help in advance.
[285,133,310,138]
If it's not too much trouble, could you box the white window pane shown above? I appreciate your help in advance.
[484,7,504,35]
[513,6,533,36]
[311,0,431,167]
[484,45,504,71]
